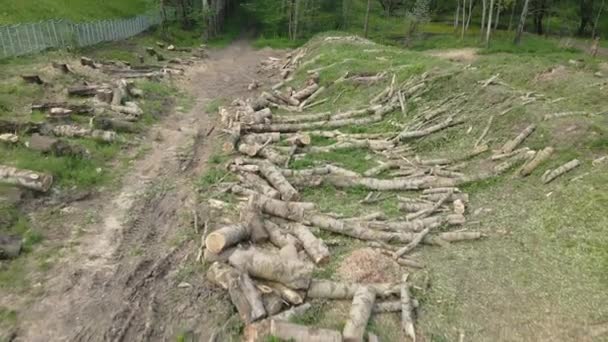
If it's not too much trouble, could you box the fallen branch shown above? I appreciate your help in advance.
[307,280,398,299]
[499,124,536,154]
[343,286,376,342]
[0,165,53,192]
[288,223,330,264]
[542,159,581,184]
[401,274,416,342]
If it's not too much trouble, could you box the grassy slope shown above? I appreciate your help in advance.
[242,33,607,340]
[0,0,153,24]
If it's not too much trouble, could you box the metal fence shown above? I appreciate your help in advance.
[0,11,168,59]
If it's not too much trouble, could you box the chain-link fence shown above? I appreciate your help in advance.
[0,10,171,59]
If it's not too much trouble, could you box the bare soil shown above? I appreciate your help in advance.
[6,40,281,342]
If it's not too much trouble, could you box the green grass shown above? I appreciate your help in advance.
[0,0,154,24]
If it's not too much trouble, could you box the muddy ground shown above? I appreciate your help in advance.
[2,41,280,342]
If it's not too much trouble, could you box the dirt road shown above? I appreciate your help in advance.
[14,41,280,342]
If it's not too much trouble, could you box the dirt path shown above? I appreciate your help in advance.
[13,40,280,342]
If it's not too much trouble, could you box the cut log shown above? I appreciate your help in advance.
[0,235,22,259]
[238,173,280,199]
[230,185,313,221]
[405,191,452,221]
[435,231,482,242]
[309,214,416,243]
[257,280,304,305]
[542,159,581,184]
[499,124,536,154]
[68,85,103,97]
[393,227,431,258]
[203,247,237,263]
[262,292,284,316]
[93,117,138,133]
[112,80,128,106]
[364,161,404,177]
[270,320,342,342]
[273,303,311,320]
[519,147,554,176]
[241,133,281,145]
[80,56,99,68]
[29,134,89,158]
[51,62,74,74]
[289,223,330,264]
[21,74,44,85]
[111,102,143,117]
[364,215,447,233]
[205,224,250,254]
[401,274,416,342]
[0,165,53,192]
[307,280,398,299]
[396,117,465,141]
[257,160,299,201]
[343,286,376,342]
[240,196,268,243]
[207,262,266,324]
[229,247,314,289]
[0,133,18,144]
[292,83,320,101]
[264,221,300,249]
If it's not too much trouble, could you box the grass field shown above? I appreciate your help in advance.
[0,0,154,24]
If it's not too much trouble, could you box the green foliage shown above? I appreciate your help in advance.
[0,0,153,24]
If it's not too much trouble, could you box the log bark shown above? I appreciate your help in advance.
[0,235,22,259]
[112,80,128,106]
[364,161,404,177]
[262,292,284,316]
[0,165,53,192]
[519,147,554,176]
[68,85,103,97]
[343,286,376,342]
[93,117,138,133]
[292,83,320,101]
[257,280,304,305]
[205,224,249,254]
[241,133,281,145]
[401,274,416,342]
[542,159,581,184]
[393,227,431,258]
[29,134,89,158]
[270,320,342,342]
[21,75,44,85]
[289,223,330,264]
[0,133,18,144]
[499,124,536,154]
[307,280,398,299]
[229,248,314,289]
[203,247,237,263]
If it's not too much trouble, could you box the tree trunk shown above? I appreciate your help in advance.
[0,165,53,192]
[514,0,530,44]
[499,124,536,154]
[481,0,487,38]
[230,185,314,221]
[486,0,495,46]
[343,286,376,342]
[264,221,301,249]
[462,0,467,39]
[256,160,299,201]
[508,0,517,31]
[270,320,342,342]
[494,3,501,29]
[455,1,461,29]
[364,0,372,38]
[466,0,475,29]
[229,248,314,289]
[0,235,22,259]
[592,0,605,38]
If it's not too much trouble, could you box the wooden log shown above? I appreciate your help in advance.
[405,191,452,221]
[256,280,304,305]
[238,173,280,199]
[241,133,281,145]
[80,56,99,68]
[230,185,313,221]
[279,243,299,260]
[343,286,376,342]
[111,102,143,117]
[93,117,138,133]
[229,248,314,289]
[393,227,431,258]
[207,262,266,324]
[435,231,482,242]
[401,274,416,342]
[111,80,128,106]
[364,215,447,233]
[29,134,89,158]
[309,214,416,243]
[68,85,102,97]
[0,133,18,144]
[289,223,330,264]
[307,280,398,299]
[262,292,284,316]
[264,221,300,249]
[203,247,237,263]
[0,235,22,259]
[542,159,581,184]
[499,124,536,154]
[240,196,269,243]
[519,147,554,176]
[292,83,320,101]
[243,304,313,342]
[205,225,250,254]
[364,161,404,177]
[270,320,342,342]
[257,160,299,201]
[51,62,74,74]
[21,74,44,85]
[0,165,53,192]
[396,117,465,141]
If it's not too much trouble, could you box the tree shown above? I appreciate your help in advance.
[486,0,495,45]
[508,0,518,31]
[462,0,467,39]
[514,0,531,44]
[578,0,595,35]
[455,0,461,29]
[407,0,431,40]
[377,0,405,16]
[592,0,605,37]
[364,0,373,37]
[481,0,487,39]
